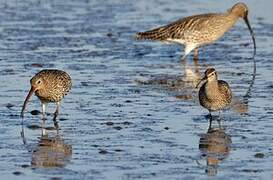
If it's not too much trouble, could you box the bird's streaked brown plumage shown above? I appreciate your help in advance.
[136,2,256,59]
[21,69,72,118]
[197,68,232,114]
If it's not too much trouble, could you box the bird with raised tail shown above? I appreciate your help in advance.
[136,2,256,60]
[196,68,232,118]
[21,69,72,119]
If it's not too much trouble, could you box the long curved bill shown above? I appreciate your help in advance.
[195,77,206,89]
[21,86,35,118]
[244,16,256,58]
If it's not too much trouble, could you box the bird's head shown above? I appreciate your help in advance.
[204,68,217,82]
[196,68,217,88]
[21,74,45,118]
[230,2,249,18]
[30,75,45,92]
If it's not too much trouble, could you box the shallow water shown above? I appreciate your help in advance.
[0,0,273,179]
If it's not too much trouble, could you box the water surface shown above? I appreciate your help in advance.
[0,0,273,179]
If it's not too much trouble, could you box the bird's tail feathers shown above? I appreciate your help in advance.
[135,26,170,41]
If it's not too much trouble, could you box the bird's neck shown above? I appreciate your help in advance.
[35,88,48,99]
[226,10,241,22]
[219,12,240,33]
[205,80,220,97]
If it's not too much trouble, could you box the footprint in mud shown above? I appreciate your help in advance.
[30,110,41,116]
[13,171,23,176]
[27,125,58,131]
[98,149,108,154]
[102,121,133,131]
[27,124,41,130]
[24,63,55,69]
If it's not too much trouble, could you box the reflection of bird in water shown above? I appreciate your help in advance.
[230,96,249,114]
[136,2,256,60]
[197,68,232,121]
[199,127,231,176]
[231,56,256,114]
[21,69,72,120]
[136,59,202,101]
[31,129,72,168]
[180,55,201,87]
[21,120,72,168]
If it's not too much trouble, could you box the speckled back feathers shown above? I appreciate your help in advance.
[32,69,72,103]
[135,3,247,45]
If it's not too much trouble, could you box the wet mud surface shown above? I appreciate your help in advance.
[0,0,273,179]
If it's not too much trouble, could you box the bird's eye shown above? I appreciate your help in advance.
[37,80,41,84]
[209,72,215,77]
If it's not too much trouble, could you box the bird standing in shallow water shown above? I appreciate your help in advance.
[196,68,232,123]
[21,69,72,120]
[136,2,256,60]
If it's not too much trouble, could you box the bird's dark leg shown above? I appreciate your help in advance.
[53,117,59,132]
[53,102,60,132]
[193,48,199,62]
[209,111,213,120]
[217,111,222,129]
[208,112,213,130]
[54,102,60,118]
[209,118,212,130]
[20,124,27,145]
[193,51,200,71]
